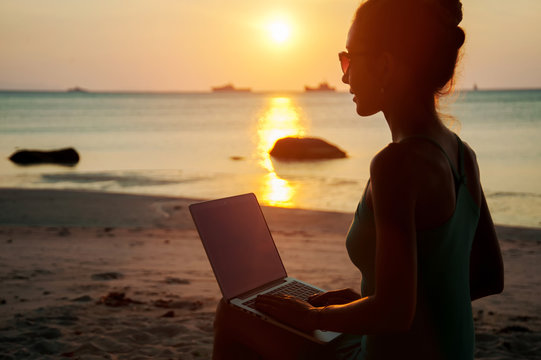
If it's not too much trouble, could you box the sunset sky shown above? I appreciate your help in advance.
[1,0,540,92]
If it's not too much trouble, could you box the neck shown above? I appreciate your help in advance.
[382,92,446,143]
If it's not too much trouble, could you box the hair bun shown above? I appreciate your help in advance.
[454,26,465,48]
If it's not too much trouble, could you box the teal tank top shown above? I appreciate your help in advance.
[346,135,480,360]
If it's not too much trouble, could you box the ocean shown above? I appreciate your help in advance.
[1,90,540,228]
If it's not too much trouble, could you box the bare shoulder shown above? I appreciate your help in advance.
[371,143,413,173]
[370,139,456,226]
[370,141,431,183]
[462,140,476,158]
[369,142,422,199]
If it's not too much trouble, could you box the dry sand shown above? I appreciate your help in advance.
[0,188,539,359]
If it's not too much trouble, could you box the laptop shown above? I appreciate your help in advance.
[189,193,341,344]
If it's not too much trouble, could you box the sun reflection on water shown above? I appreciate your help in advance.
[256,96,306,207]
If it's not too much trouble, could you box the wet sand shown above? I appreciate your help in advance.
[0,188,539,359]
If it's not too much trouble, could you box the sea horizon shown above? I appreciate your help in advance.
[1,87,541,95]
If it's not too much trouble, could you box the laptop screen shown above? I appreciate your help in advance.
[190,193,287,300]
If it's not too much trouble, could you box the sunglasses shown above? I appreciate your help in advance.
[338,51,372,74]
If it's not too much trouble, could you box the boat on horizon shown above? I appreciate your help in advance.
[304,82,336,92]
[67,86,88,93]
[211,84,251,93]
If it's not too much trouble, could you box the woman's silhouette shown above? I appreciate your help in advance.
[214,0,504,358]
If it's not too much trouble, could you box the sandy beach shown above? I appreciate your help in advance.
[0,188,540,359]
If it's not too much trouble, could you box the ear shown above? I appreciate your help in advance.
[377,52,396,89]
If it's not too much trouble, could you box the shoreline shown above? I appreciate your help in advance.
[1,187,540,359]
[1,187,539,232]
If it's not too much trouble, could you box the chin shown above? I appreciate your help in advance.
[355,102,379,117]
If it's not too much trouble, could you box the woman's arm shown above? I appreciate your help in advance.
[317,145,418,333]
[256,145,418,334]
[469,189,504,301]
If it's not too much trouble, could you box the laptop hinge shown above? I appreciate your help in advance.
[235,278,287,300]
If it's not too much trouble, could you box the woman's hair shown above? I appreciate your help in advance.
[353,0,465,98]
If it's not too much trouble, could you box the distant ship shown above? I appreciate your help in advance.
[211,84,251,93]
[304,82,336,92]
[67,86,88,93]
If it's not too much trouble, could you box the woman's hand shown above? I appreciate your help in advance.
[255,294,320,333]
[308,288,361,306]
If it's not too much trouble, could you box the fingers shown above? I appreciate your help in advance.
[308,293,327,306]
[253,299,273,314]
[255,294,289,312]
[254,294,315,332]
[257,293,290,304]
[255,294,299,322]
[255,293,310,313]
[308,290,337,306]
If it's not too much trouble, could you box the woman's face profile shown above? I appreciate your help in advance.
[344,21,383,117]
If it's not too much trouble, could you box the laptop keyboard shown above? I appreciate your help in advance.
[242,280,323,310]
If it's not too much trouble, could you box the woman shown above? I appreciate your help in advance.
[214,0,504,359]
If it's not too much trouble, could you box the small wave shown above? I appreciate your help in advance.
[40,172,198,188]
[486,191,541,199]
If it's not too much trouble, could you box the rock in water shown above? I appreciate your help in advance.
[9,148,80,165]
[269,137,347,160]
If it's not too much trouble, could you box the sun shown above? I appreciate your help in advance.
[268,21,291,44]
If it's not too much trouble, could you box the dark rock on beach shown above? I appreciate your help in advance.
[71,295,93,302]
[91,272,124,281]
[164,277,191,285]
[9,147,80,166]
[97,292,143,307]
[270,137,347,160]
[160,310,176,318]
[153,299,203,311]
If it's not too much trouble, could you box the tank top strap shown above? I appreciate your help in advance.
[453,133,467,186]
